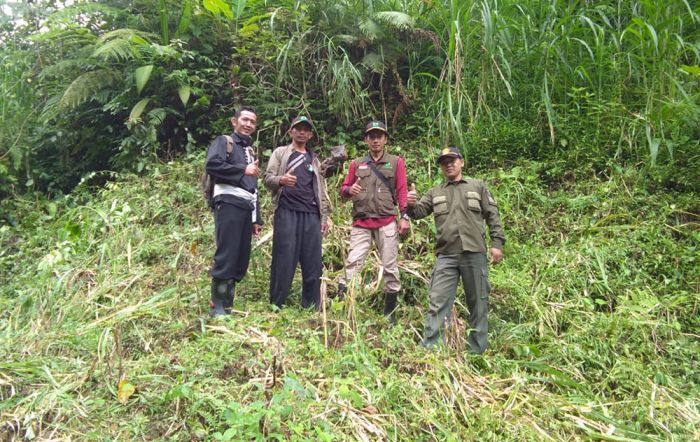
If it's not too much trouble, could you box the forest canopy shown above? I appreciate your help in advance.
[1,0,698,207]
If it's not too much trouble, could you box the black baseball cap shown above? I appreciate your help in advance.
[364,120,388,135]
[437,146,463,164]
[290,115,315,131]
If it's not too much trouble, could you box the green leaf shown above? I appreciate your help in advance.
[178,85,191,106]
[158,0,169,44]
[680,65,700,76]
[177,84,192,106]
[203,0,233,19]
[135,65,154,94]
[129,98,151,123]
[232,0,247,20]
[175,0,193,38]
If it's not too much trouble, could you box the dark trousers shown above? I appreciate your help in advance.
[269,207,322,309]
[211,201,253,281]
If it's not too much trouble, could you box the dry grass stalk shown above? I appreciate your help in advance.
[445,305,467,352]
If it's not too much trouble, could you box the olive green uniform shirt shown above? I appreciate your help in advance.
[408,178,505,255]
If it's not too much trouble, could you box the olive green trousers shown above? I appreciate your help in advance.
[421,252,491,354]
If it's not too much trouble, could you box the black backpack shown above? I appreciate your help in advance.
[200,135,234,209]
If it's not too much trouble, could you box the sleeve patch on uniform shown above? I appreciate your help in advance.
[433,195,447,204]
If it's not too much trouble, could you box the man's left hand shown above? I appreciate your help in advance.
[398,218,410,236]
[253,224,262,237]
[321,221,330,236]
[490,247,503,264]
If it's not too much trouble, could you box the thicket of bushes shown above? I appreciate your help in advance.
[1,0,698,215]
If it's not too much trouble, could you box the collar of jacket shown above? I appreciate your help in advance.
[232,132,252,146]
[364,151,389,165]
[444,177,468,186]
[287,143,316,156]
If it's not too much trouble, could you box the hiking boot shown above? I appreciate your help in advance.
[383,291,398,324]
[209,297,227,317]
[222,280,235,314]
[210,278,234,317]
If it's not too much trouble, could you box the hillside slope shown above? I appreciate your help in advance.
[1,152,698,441]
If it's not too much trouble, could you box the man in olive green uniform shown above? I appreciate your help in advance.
[407,146,505,354]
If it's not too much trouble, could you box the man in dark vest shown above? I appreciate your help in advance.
[205,106,262,317]
[264,116,331,310]
[338,120,410,321]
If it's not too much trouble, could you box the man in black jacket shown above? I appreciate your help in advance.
[205,106,262,317]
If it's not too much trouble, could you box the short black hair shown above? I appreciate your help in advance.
[234,106,257,118]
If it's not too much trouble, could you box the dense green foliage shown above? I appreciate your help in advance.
[1,0,698,207]
[1,0,698,440]
[1,151,698,440]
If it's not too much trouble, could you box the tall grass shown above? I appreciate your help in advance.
[397,0,699,167]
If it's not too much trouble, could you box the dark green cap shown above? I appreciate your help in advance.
[437,146,463,164]
[364,120,388,135]
[290,115,315,131]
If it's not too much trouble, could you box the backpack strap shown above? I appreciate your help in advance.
[361,155,397,205]
[223,135,234,157]
[204,135,236,210]
[212,135,235,186]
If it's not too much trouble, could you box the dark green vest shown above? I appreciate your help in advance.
[351,153,399,220]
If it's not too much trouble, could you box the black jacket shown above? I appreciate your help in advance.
[205,132,262,224]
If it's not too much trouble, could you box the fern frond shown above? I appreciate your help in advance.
[332,34,360,45]
[59,70,120,110]
[359,19,382,41]
[374,11,415,30]
[98,28,157,44]
[40,93,63,122]
[93,29,155,61]
[93,37,137,61]
[362,52,385,74]
[147,108,169,126]
[46,3,125,25]
[39,58,97,80]
[29,25,97,45]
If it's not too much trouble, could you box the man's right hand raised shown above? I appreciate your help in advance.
[407,183,417,206]
[245,160,260,177]
[348,177,362,196]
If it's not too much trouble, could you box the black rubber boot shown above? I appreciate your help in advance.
[209,278,231,317]
[337,283,347,301]
[222,280,235,314]
[383,291,398,324]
